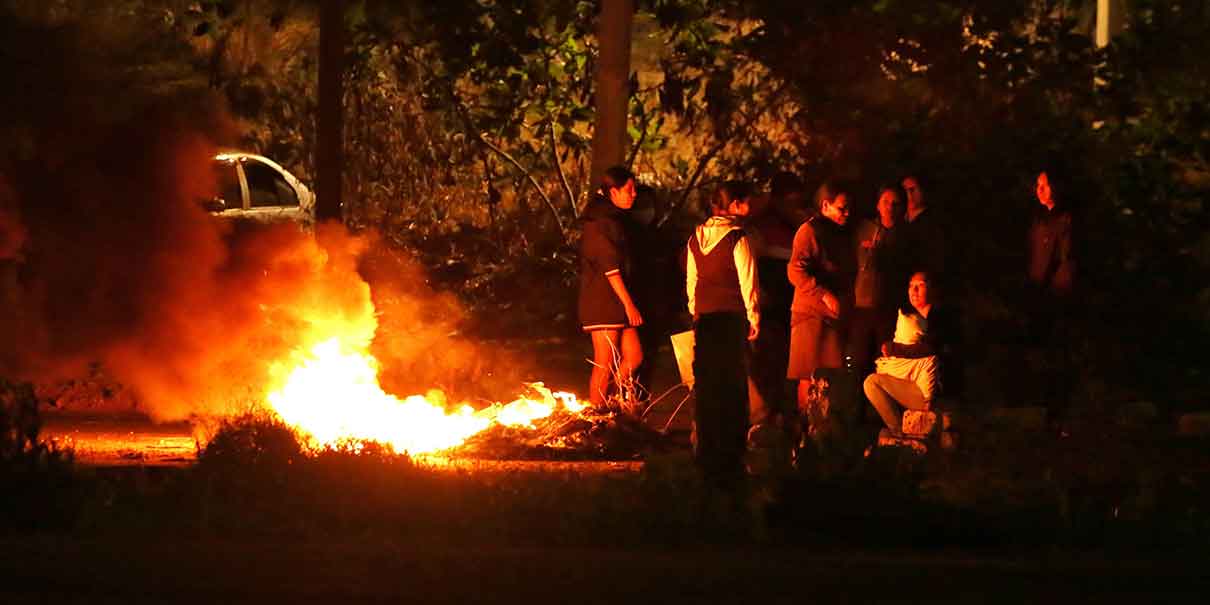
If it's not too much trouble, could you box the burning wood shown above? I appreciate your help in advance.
[265,337,663,459]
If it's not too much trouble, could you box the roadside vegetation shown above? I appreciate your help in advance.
[5,386,1208,551]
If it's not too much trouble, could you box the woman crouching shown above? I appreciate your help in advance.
[863,271,961,436]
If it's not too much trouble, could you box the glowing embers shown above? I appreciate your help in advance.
[266,337,581,455]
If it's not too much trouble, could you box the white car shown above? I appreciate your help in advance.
[207,151,315,226]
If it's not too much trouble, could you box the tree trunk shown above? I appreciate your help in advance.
[316,0,345,223]
[1095,0,1125,48]
[588,0,634,192]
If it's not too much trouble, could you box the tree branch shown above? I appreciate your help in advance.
[418,57,570,243]
[626,109,650,169]
[477,133,568,239]
[656,82,790,228]
[656,142,725,229]
[550,122,580,219]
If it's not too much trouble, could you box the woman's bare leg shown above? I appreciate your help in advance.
[589,329,622,407]
[619,327,644,389]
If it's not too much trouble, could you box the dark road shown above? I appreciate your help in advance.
[1,537,1204,604]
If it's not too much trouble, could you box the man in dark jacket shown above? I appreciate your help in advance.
[578,166,643,410]
[897,174,946,294]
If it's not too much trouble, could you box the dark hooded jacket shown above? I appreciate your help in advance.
[578,194,632,330]
[1027,204,1074,297]
[897,207,946,298]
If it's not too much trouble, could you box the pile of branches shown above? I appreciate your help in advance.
[457,407,670,461]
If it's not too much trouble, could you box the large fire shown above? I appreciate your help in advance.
[201,224,597,456]
[265,337,585,455]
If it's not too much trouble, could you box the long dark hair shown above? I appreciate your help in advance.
[602,165,634,191]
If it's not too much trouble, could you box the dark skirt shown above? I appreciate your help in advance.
[579,278,628,331]
[787,312,844,379]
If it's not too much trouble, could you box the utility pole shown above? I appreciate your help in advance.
[316,0,346,223]
[588,0,635,192]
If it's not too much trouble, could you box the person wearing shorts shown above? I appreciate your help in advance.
[578,166,643,409]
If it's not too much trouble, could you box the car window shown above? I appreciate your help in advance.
[212,160,244,210]
[244,161,299,208]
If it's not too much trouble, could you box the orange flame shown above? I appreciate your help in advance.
[265,337,582,455]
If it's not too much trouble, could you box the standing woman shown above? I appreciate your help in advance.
[1026,168,1076,423]
[686,181,760,488]
[578,165,644,409]
[1028,170,1075,298]
[787,182,856,439]
[848,184,905,373]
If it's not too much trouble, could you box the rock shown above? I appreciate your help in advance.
[983,406,1048,432]
[902,410,940,437]
[1177,412,1210,436]
[877,428,927,454]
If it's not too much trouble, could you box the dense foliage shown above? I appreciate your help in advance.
[2,0,1207,403]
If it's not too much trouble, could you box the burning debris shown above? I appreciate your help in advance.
[458,406,665,461]
[264,334,664,460]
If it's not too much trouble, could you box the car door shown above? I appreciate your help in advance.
[237,158,308,224]
[211,157,248,212]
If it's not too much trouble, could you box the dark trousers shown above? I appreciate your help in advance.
[748,307,791,425]
[846,306,895,424]
[1026,296,1074,419]
[846,306,895,371]
[692,312,750,488]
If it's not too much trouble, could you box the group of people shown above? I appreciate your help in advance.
[577,165,1075,486]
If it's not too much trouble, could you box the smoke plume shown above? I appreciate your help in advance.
[0,11,530,420]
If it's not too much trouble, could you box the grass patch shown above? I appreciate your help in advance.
[4,403,1210,552]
